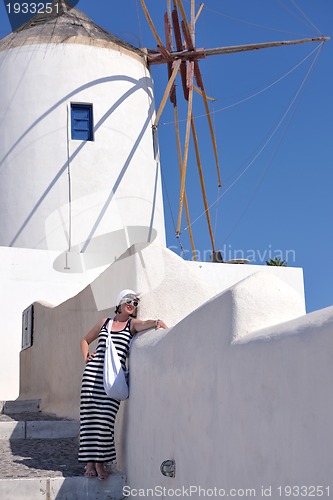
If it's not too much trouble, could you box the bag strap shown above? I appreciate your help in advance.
[107,317,114,336]
[107,317,132,358]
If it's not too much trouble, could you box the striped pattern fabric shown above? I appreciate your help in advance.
[78,318,132,463]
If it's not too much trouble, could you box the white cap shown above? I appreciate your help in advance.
[116,289,139,306]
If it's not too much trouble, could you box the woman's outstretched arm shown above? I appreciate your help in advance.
[130,318,168,334]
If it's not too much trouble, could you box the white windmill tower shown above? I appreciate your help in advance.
[0,0,165,398]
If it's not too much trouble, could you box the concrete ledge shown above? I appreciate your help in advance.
[26,420,79,439]
[0,422,25,439]
[2,400,40,414]
[0,478,46,500]
[0,473,126,500]
[0,420,79,439]
[50,474,126,499]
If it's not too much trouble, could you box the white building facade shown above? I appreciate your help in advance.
[0,2,165,398]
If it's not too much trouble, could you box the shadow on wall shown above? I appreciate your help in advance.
[53,227,158,273]
[5,74,154,248]
[18,242,218,419]
[121,280,333,492]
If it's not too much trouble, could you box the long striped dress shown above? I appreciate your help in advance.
[78,318,132,463]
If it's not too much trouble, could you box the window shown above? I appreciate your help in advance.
[22,304,34,350]
[71,103,94,141]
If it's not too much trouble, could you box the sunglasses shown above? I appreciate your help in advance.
[122,298,139,307]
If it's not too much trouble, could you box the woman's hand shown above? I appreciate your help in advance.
[86,351,96,363]
[80,318,106,363]
[155,319,167,330]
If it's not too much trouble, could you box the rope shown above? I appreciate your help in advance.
[211,44,321,187]
[136,0,144,47]
[274,0,315,33]
[222,41,322,244]
[197,2,310,38]
[198,11,222,242]
[212,100,221,242]
[180,43,323,236]
[223,93,303,244]
[290,0,322,36]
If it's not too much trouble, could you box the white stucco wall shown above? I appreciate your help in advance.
[0,41,165,260]
[4,242,306,404]
[16,242,306,409]
[188,260,305,307]
[14,242,333,495]
[0,245,109,400]
[17,243,218,417]
[0,36,166,400]
[119,277,333,497]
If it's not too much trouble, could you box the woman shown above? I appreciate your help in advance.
[78,289,167,479]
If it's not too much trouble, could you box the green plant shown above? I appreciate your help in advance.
[266,257,287,267]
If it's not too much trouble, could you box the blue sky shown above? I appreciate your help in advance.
[0,1,332,312]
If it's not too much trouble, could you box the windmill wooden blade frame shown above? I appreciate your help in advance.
[171,6,188,101]
[165,5,197,258]
[140,0,330,259]
[176,60,194,238]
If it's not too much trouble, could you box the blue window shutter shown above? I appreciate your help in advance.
[71,104,94,141]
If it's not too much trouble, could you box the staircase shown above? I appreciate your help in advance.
[0,400,126,500]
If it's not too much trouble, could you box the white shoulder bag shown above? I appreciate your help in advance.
[103,318,129,400]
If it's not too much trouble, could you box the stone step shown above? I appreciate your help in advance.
[0,413,79,440]
[1,400,79,440]
[1,399,41,414]
[0,400,126,498]
[0,438,126,499]
[0,474,126,500]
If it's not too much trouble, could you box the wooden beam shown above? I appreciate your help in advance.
[164,11,176,105]
[194,60,222,187]
[181,19,195,52]
[191,115,216,252]
[175,0,195,50]
[176,61,194,237]
[148,36,330,64]
[174,105,197,260]
[172,6,183,51]
[191,0,195,45]
[194,84,215,101]
[194,3,204,24]
[140,0,168,54]
[153,59,181,127]
[171,7,189,100]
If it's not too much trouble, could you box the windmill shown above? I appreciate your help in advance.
[139,0,329,261]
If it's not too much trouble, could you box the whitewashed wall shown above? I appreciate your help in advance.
[120,277,333,498]
[0,37,166,400]
[17,243,217,417]
[0,245,108,400]
[20,244,304,418]
[0,41,165,261]
[189,260,305,306]
[17,243,306,414]
[17,239,331,497]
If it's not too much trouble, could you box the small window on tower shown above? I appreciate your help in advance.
[71,103,94,141]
